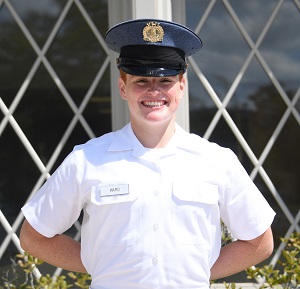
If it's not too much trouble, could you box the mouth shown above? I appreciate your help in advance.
[142,100,167,108]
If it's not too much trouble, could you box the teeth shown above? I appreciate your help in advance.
[143,101,165,107]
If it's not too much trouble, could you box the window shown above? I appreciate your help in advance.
[186,0,300,281]
[0,0,110,271]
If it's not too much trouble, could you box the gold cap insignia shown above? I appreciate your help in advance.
[143,22,164,43]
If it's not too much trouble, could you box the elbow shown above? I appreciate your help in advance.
[20,235,30,253]
[260,227,274,261]
[265,235,274,259]
[19,219,41,254]
[261,241,273,261]
[248,227,274,265]
[19,222,30,252]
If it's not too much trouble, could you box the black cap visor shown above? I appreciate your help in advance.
[117,45,186,77]
[120,66,183,77]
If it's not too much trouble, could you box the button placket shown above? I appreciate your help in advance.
[147,160,162,276]
[152,224,158,231]
[151,186,161,268]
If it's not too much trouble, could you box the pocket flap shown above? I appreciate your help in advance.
[173,182,219,204]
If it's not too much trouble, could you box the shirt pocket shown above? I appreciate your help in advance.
[89,183,140,247]
[172,181,219,245]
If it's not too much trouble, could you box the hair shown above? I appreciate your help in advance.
[119,69,184,83]
[119,69,127,83]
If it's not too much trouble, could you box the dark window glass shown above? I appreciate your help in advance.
[186,0,300,274]
[0,0,109,270]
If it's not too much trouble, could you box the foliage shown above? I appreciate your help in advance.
[0,253,91,289]
[246,232,300,289]
[223,282,242,289]
[221,221,235,247]
[217,232,300,289]
[1,233,299,288]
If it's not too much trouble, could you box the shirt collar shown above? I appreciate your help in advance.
[108,122,203,157]
[108,123,138,150]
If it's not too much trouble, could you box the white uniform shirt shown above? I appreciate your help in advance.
[22,123,275,289]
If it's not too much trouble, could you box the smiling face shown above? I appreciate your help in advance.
[118,73,185,131]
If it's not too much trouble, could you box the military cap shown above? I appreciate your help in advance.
[105,19,202,77]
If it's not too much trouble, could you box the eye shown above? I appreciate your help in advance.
[135,78,148,84]
[160,78,174,84]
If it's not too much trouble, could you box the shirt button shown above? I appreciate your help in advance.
[153,190,159,196]
[152,258,157,265]
[153,224,158,231]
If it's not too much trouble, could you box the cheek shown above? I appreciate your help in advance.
[123,89,141,105]
[169,87,183,103]
[132,86,147,94]
[121,87,134,101]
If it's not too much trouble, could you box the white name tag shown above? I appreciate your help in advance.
[100,184,129,197]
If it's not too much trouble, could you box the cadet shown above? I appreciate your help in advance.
[20,19,275,289]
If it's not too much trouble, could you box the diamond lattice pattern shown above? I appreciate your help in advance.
[186,0,300,270]
[0,0,299,282]
[0,0,110,278]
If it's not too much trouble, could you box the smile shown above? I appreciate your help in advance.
[142,101,166,107]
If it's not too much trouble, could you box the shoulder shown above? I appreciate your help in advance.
[65,125,134,167]
[74,131,116,152]
[73,123,133,153]
[177,128,236,160]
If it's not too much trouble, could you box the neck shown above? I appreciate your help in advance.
[131,118,176,148]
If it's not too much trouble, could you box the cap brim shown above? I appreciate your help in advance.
[120,66,182,77]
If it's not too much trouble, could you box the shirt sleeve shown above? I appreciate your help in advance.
[21,150,85,238]
[219,149,276,240]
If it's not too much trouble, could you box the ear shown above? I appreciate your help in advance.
[118,77,127,100]
[179,76,186,99]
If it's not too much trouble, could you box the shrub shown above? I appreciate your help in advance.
[246,232,300,289]
[1,232,299,288]
[0,253,91,289]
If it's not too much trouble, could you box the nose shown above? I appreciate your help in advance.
[147,80,161,96]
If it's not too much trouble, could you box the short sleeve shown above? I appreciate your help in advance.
[219,150,275,240]
[21,151,85,238]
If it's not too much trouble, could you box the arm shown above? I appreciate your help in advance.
[20,219,87,273]
[210,227,274,280]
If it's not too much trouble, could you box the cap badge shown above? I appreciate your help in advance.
[143,22,164,43]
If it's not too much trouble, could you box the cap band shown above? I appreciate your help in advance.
[120,66,183,77]
[117,45,187,76]
[116,58,187,70]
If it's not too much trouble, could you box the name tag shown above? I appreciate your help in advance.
[100,184,129,197]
